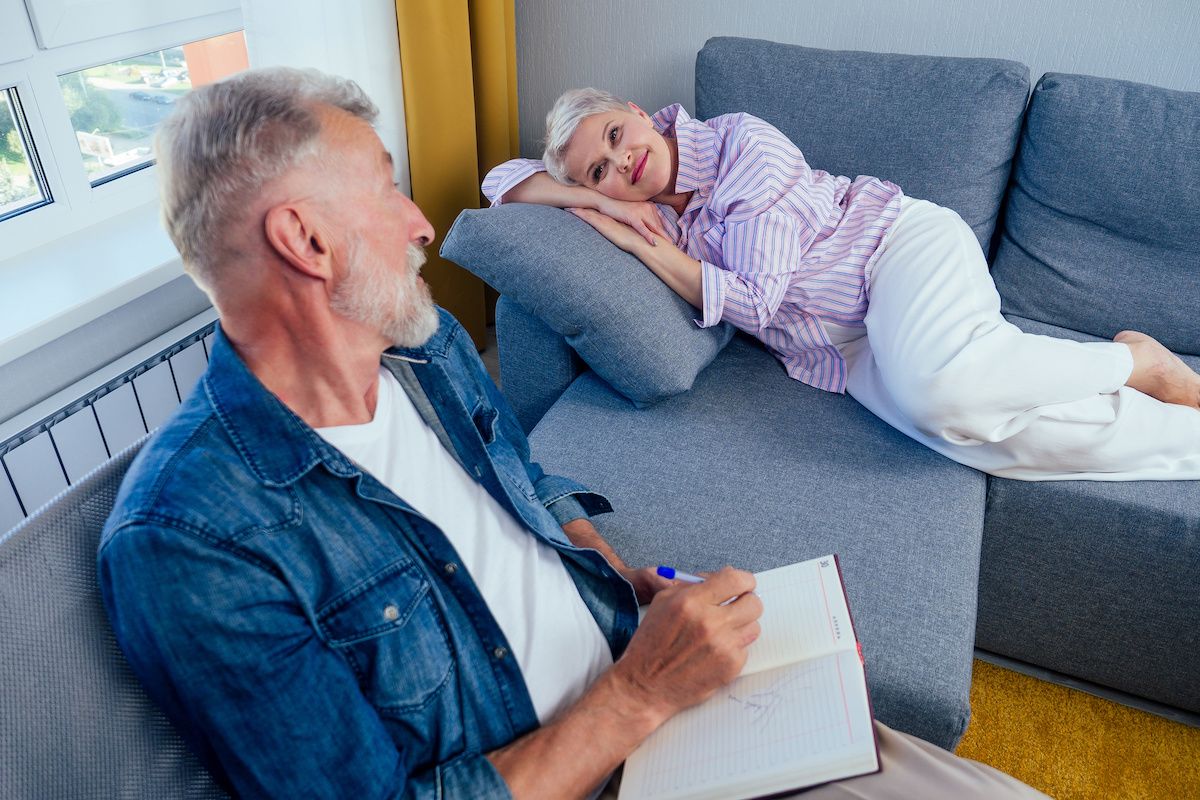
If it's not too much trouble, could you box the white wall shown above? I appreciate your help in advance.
[0,276,210,421]
[242,0,411,193]
[514,0,1200,156]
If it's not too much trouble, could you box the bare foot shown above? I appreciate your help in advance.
[1115,330,1200,410]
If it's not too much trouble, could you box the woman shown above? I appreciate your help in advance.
[482,89,1200,480]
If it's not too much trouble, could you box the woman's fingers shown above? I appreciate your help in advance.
[643,214,671,242]
[637,220,658,246]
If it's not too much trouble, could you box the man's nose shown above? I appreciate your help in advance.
[403,193,436,246]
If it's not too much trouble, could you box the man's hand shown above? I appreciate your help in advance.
[594,197,672,246]
[612,567,762,724]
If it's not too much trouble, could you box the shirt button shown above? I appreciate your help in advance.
[383,604,400,621]
[444,562,459,575]
[493,646,508,660]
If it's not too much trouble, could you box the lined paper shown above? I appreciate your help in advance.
[742,557,853,676]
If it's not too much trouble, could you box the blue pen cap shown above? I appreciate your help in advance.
[656,565,676,580]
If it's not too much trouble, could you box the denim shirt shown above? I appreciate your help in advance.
[98,309,640,799]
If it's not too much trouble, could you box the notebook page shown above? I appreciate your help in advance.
[619,650,876,800]
[741,555,855,676]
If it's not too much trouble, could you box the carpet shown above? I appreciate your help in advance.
[954,660,1200,799]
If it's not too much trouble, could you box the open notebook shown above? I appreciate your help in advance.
[619,556,879,800]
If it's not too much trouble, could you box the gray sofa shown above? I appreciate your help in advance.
[443,36,1200,751]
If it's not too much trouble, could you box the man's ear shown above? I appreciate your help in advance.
[263,204,331,280]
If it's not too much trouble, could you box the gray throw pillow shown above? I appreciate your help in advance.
[441,203,735,406]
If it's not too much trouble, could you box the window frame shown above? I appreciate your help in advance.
[24,0,239,50]
[0,9,244,260]
[0,86,54,222]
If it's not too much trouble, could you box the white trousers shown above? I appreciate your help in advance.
[833,197,1200,480]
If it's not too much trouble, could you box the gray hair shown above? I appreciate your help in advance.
[542,87,628,185]
[155,66,377,292]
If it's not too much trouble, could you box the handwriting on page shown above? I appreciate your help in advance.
[632,654,864,798]
[726,668,810,730]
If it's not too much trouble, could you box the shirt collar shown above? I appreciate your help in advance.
[202,309,458,487]
[652,103,721,198]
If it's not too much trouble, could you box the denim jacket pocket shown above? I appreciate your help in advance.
[317,560,454,714]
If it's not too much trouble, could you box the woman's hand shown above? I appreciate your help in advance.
[569,207,657,255]
[568,207,704,309]
[593,198,672,246]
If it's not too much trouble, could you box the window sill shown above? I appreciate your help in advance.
[0,201,185,367]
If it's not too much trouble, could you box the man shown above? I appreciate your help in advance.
[99,67,1043,799]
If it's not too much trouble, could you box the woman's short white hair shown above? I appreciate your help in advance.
[542,87,629,185]
[155,66,377,294]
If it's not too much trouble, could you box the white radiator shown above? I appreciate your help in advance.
[0,309,218,534]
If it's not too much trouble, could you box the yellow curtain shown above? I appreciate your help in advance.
[395,0,519,347]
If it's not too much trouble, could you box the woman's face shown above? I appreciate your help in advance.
[561,103,674,201]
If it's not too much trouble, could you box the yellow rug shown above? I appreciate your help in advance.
[955,660,1200,799]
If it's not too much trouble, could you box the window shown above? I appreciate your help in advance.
[57,31,248,187]
[0,88,51,221]
[0,4,248,372]
[0,6,245,261]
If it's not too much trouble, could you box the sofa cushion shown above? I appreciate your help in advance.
[527,335,987,749]
[991,73,1200,356]
[695,36,1029,249]
[442,204,734,407]
[976,315,1200,713]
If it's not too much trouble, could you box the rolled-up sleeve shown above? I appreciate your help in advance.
[696,211,811,333]
[434,752,513,799]
[696,260,729,328]
[481,159,547,206]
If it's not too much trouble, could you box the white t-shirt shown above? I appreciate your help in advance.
[316,368,613,723]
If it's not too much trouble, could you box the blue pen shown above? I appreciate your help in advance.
[656,565,705,584]
[658,566,755,608]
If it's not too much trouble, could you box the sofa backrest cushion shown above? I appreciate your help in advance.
[442,203,734,407]
[990,73,1200,356]
[695,36,1030,250]
[0,439,228,800]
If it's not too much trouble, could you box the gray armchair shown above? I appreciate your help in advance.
[0,439,226,800]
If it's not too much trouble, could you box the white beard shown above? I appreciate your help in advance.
[331,242,439,348]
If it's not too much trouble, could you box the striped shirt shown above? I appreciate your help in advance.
[481,104,903,393]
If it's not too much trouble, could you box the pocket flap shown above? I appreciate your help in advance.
[319,560,430,647]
